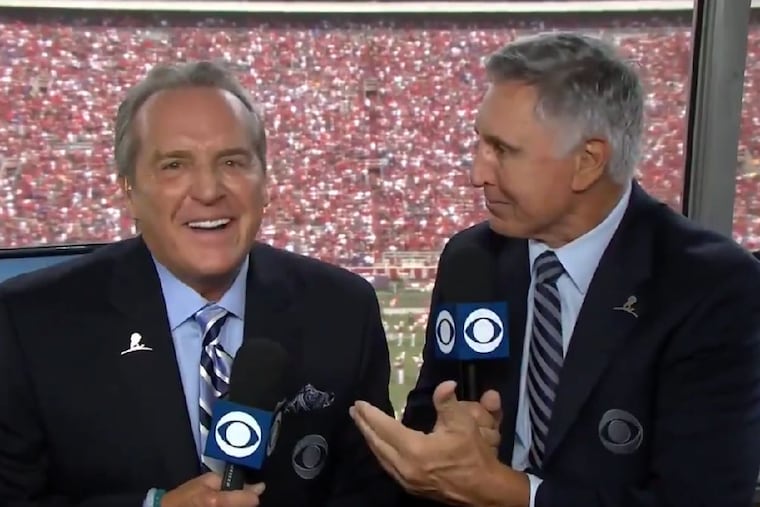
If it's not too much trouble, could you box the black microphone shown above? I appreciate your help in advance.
[203,338,289,490]
[434,244,506,401]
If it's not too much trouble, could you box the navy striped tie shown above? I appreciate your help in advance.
[527,251,564,471]
[196,304,231,473]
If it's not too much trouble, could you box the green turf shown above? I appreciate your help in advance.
[380,304,429,418]
[376,290,431,310]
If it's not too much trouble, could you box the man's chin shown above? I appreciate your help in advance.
[487,215,511,236]
[487,215,529,239]
[189,253,247,277]
[178,257,247,299]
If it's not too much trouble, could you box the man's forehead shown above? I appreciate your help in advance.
[476,82,540,128]
[137,87,250,126]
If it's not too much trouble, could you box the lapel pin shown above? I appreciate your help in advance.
[613,296,639,318]
[120,332,153,355]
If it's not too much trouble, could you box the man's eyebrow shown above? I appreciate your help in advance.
[150,149,193,163]
[149,148,253,163]
[215,147,253,159]
[474,128,521,152]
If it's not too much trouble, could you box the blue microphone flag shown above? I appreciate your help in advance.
[203,399,279,470]
[433,301,509,360]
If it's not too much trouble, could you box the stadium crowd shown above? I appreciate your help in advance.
[0,12,758,271]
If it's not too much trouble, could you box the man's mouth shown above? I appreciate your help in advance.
[185,218,232,231]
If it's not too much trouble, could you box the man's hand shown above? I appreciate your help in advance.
[451,389,502,454]
[161,473,265,507]
[350,380,527,507]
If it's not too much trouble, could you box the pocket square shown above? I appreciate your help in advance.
[285,384,335,414]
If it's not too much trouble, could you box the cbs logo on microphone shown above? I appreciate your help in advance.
[433,302,509,360]
[203,399,282,469]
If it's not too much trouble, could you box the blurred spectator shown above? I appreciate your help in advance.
[0,12,758,266]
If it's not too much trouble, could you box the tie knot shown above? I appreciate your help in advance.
[534,251,564,284]
[194,304,228,342]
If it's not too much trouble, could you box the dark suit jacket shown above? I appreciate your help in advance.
[0,237,398,507]
[402,183,760,507]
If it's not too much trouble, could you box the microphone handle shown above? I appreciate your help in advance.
[220,463,247,491]
[461,361,478,401]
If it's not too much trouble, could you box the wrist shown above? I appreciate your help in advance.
[474,463,531,507]
[153,488,167,507]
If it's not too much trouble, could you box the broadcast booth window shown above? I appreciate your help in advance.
[0,245,104,284]
[735,22,760,253]
[0,0,699,422]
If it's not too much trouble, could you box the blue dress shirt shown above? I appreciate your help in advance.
[512,183,632,506]
[144,256,249,505]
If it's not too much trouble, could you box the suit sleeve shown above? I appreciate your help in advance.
[536,272,760,507]
[326,284,401,507]
[398,245,461,507]
[0,293,146,507]
[401,243,460,434]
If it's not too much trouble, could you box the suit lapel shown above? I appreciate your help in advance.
[491,235,531,461]
[243,243,302,391]
[110,237,200,485]
[543,184,655,464]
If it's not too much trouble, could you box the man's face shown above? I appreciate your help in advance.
[122,86,268,296]
[471,80,581,242]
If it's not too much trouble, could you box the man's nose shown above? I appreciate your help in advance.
[190,165,224,203]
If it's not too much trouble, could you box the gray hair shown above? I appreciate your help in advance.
[114,60,266,182]
[485,32,644,183]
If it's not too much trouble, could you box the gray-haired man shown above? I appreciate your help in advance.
[351,32,760,507]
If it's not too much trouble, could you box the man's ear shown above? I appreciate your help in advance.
[119,176,136,217]
[570,138,611,192]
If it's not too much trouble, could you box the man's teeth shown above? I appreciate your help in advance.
[188,218,231,229]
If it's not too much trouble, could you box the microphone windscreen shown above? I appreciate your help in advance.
[440,244,498,301]
[228,338,289,411]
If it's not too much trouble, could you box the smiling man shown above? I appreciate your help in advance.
[0,61,397,507]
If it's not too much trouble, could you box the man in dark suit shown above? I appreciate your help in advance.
[350,32,760,507]
[0,61,396,507]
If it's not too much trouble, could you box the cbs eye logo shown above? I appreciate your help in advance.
[435,310,455,354]
[463,308,504,353]
[214,411,262,458]
[292,434,329,480]
[598,409,644,455]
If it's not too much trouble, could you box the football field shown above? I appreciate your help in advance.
[376,289,432,418]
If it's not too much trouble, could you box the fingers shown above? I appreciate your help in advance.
[198,472,222,489]
[243,483,266,496]
[432,380,458,406]
[461,401,497,429]
[350,405,407,465]
[351,401,414,451]
[213,488,262,507]
[350,405,411,489]
[432,381,462,426]
[163,473,264,507]
[480,390,502,425]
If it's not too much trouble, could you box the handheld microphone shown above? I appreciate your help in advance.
[432,244,508,401]
[203,338,289,490]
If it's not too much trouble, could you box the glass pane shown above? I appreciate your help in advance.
[0,9,694,417]
[734,20,760,252]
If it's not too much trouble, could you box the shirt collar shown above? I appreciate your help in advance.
[529,182,631,294]
[153,255,249,330]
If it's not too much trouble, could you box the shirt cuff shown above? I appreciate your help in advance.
[527,473,543,507]
[143,488,158,507]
